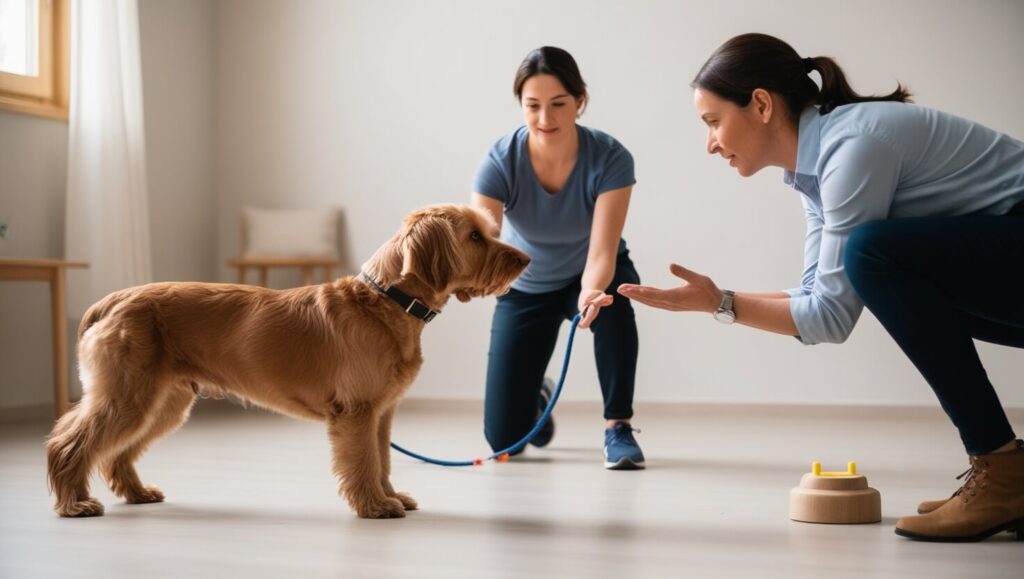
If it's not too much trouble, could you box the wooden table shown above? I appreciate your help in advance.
[0,258,89,418]
[228,257,342,287]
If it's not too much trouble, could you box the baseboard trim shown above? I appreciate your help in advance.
[395,398,1024,421]
[3,398,1021,424]
[0,404,53,423]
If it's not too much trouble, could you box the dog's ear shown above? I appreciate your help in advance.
[361,231,405,287]
[401,214,464,293]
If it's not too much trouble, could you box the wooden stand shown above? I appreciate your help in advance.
[789,461,881,524]
[0,258,89,418]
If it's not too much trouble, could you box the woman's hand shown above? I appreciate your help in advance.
[618,263,723,313]
[578,288,613,329]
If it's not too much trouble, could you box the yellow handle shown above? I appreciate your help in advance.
[811,461,858,476]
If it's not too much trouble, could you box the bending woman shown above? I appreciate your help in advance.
[620,33,1024,540]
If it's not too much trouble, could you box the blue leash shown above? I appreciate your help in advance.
[390,312,582,466]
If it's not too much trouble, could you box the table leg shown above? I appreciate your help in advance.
[259,266,268,287]
[237,266,246,284]
[50,268,70,418]
[302,266,313,286]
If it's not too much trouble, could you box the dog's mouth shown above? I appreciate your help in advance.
[452,250,528,303]
[454,282,515,303]
[454,287,486,303]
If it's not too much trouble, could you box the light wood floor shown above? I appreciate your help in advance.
[2,400,1022,579]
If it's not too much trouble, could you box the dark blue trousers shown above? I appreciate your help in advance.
[483,251,641,453]
[844,209,1024,455]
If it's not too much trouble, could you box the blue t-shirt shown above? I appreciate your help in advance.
[472,125,636,293]
[783,103,1024,345]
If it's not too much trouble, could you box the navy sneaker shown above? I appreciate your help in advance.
[604,423,645,470]
[529,377,556,448]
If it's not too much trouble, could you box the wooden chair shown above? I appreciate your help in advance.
[228,256,341,287]
[228,207,343,288]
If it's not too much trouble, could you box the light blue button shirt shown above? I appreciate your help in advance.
[784,103,1024,345]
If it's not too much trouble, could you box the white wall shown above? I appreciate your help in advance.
[139,0,218,285]
[0,0,218,410]
[216,0,1024,407]
[3,0,1021,412]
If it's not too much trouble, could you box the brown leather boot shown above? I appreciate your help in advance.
[896,441,1024,542]
[916,465,981,514]
[916,497,949,515]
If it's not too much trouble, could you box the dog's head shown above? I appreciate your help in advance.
[363,204,530,303]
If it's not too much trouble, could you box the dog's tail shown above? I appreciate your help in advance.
[77,289,134,340]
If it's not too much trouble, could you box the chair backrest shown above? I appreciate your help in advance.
[240,207,341,259]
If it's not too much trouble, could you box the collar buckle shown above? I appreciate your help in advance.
[361,271,440,324]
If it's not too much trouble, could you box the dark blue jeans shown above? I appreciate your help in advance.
[844,209,1024,455]
[483,250,641,453]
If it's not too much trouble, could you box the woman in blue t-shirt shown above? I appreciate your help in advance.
[472,46,645,470]
[619,33,1024,541]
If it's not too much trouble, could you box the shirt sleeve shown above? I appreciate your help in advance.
[471,150,510,204]
[595,144,636,196]
[789,134,900,344]
[784,194,825,298]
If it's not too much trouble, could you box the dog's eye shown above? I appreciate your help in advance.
[470,231,482,241]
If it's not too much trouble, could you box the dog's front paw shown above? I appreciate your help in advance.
[393,491,418,511]
[356,496,406,519]
[57,498,105,518]
[125,484,165,505]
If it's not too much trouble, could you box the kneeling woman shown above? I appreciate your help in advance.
[472,47,645,470]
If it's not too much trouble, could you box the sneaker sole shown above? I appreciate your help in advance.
[528,420,554,448]
[604,457,645,470]
[529,379,556,448]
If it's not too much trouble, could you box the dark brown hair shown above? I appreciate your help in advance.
[513,46,588,115]
[692,33,912,116]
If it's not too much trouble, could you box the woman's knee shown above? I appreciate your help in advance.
[845,220,897,287]
[484,418,528,455]
[591,292,638,332]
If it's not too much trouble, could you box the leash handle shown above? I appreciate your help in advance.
[390,313,582,467]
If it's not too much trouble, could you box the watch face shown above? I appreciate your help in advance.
[713,310,736,324]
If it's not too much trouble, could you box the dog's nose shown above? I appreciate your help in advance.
[515,252,531,266]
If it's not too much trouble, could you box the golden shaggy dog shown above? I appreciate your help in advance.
[46,204,529,519]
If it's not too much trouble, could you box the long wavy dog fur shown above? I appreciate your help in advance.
[46,204,529,519]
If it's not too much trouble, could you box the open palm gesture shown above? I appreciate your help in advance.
[618,263,723,313]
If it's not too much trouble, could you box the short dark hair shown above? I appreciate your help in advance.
[513,46,588,115]
[692,33,911,116]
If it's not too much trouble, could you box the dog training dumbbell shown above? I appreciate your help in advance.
[790,461,882,524]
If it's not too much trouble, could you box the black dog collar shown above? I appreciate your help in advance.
[360,272,440,323]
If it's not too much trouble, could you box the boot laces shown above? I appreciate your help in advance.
[953,458,990,503]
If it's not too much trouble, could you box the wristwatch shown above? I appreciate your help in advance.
[713,290,736,324]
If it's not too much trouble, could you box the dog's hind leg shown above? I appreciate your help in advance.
[46,376,166,517]
[327,404,405,519]
[46,404,106,517]
[101,385,195,505]
[377,404,417,511]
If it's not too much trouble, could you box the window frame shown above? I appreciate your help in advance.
[0,0,69,120]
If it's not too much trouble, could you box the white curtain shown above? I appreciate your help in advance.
[65,0,152,318]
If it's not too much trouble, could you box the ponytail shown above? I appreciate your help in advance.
[693,34,912,116]
[806,56,912,114]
